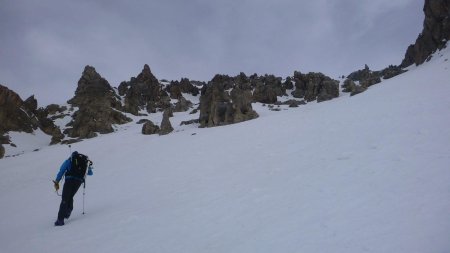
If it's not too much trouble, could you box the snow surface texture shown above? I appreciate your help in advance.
[1,47,450,253]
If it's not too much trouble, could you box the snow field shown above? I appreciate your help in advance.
[0,46,450,252]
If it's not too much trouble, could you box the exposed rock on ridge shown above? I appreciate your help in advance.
[0,144,4,159]
[165,78,199,99]
[0,85,64,156]
[66,66,131,139]
[401,0,450,67]
[142,120,160,135]
[251,74,288,104]
[342,64,407,96]
[0,84,37,135]
[199,74,258,127]
[119,64,170,115]
[159,109,174,135]
[292,72,339,102]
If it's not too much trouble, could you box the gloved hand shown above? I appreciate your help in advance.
[53,180,59,191]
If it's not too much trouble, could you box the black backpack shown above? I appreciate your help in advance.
[66,153,90,180]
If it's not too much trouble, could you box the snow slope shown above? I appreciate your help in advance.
[1,47,450,253]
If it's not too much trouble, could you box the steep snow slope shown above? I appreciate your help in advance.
[0,47,449,253]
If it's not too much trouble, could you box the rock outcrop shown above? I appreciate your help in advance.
[401,0,450,67]
[20,97,65,144]
[119,64,170,115]
[173,97,193,113]
[341,79,367,96]
[159,109,174,135]
[165,78,199,99]
[346,64,381,89]
[230,85,258,122]
[45,104,67,115]
[252,74,287,104]
[0,84,38,135]
[0,85,65,146]
[23,95,38,113]
[35,107,65,144]
[279,99,306,107]
[380,65,407,80]
[343,64,407,96]
[199,74,258,127]
[142,120,160,135]
[66,66,131,139]
[292,72,339,102]
[0,134,6,158]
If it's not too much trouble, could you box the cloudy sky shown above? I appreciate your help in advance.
[1,0,423,106]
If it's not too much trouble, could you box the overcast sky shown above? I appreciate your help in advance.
[1,0,423,106]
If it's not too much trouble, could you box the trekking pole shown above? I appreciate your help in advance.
[82,182,86,215]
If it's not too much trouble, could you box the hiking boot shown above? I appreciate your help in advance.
[54,219,64,226]
[64,212,71,219]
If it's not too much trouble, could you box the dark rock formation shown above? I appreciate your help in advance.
[401,0,450,67]
[66,66,131,139]
[23,95,38,113]
[142,120,160,135]
[199,81,233,127]
[346,65,381,87]
[252,74,286,104]
[380,65,407,79]
[164,107,174,118]
[136,119,151,124]
[0,134,8,144]
[46,107,69,123]
[69,66,123,109]
[0,84,38,135]
[165,78,199,99]
[159,109,174,135]
[283,76,294,90]
[199,74,258,127]
[0,85,65,146]
[173,97,193,112]
[41,118,64,144]
[292,72,339,102]
[341,79,367,96]
[279,99,307,107]
[0,134,7,158]
[230,85,258,122]
[199,71,339,126]
[180,119,199,125]
[46,104,67,115]
[343,64,407,95]
[33,104,67,144]
[190,108,199,114]
[119,64,170,115]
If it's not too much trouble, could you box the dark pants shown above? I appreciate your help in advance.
[57,179,83,221]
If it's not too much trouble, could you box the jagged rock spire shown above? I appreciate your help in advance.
[119,64,170,115]
[0,84,37,134]
[401,0,450,67]
[69,65,118,107]
[65,66,131,139]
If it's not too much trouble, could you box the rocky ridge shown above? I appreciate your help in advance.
[402,0,450,67]
[118,64,171,115]
[65,66,132,140]
[0,85,67,157]
[199,74,259,127]
[342,64,406,96]
[1,0,448,158]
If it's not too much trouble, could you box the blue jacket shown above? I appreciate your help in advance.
[55,158,94,182]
